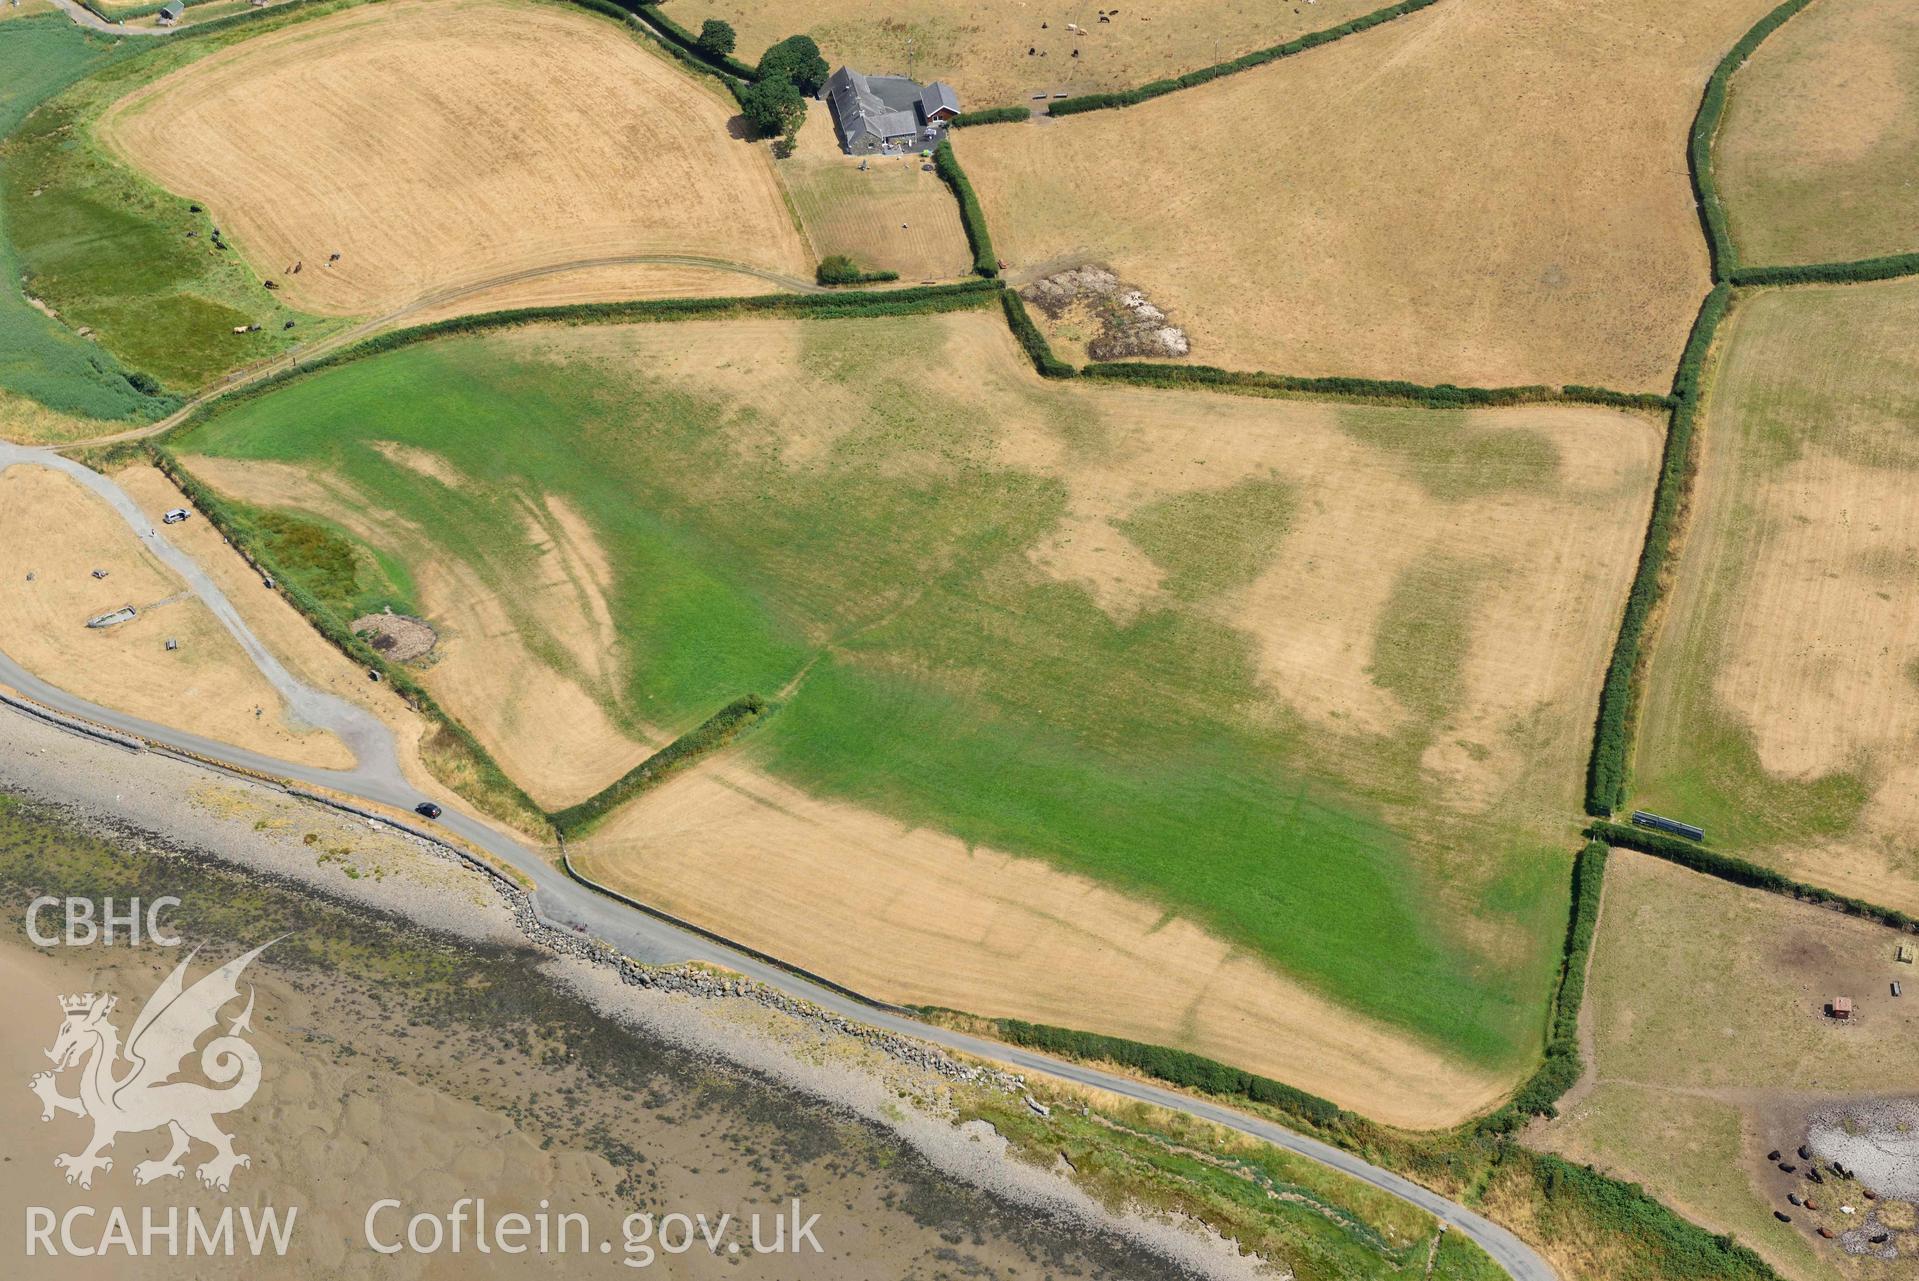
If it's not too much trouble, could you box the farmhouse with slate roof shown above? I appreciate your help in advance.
[826,67,960,155]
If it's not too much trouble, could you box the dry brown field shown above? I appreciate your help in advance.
[778,110,971,281]
[97,0,812,318]
[1631,279,1919,912]
[570,755,1516,1128]
[1716,0,1919,267]
[178,453,663,811]
[0,463,351,768]
[660,0,1385,109]
[961,0,1782,392]
[1536,853,1919,1280]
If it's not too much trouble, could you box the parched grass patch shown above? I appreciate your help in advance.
[174,310,1661,1071]
[962,0,1783,392]
[1716,0,1919,268]
[1631,278,1919,910]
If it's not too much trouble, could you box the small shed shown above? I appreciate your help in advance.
[1896,943,1914,964]
[157,1,184,23]
[1830,996,1853,1020]
[919,81,961,123]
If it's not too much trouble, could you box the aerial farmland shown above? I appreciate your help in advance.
[1,0,1915,1276]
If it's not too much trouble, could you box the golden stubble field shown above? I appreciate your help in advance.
[1536,853,1919,1281]
[1632,279,1919,912]
[660,0,1386,109]
[0,464,350,768]
[97,0,813,318]
[962,0,1783,392]
[1716,0,1919,268]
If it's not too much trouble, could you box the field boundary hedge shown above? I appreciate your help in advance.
[1077,360,1675,411]
[933,141,997,276]
[551,695,770,838]
[1588,820,1919,933]
[951,106,1030,128]
[1480,843,1607,1132]
[991,1019,1351,1131]
[1729,251,1919,287]
[1584,283,1732,815]
[1045,0,1440,116]
[1690,0,1821,280]
[145,445,550,835]
[156,280,1000,440]
[999,292,1074,378]
[604,0,756,83]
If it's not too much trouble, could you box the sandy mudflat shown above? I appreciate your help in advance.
[0,706,1261,1279]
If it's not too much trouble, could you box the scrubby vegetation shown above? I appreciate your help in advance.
[951,106,1031,128]
[815,254,898,286]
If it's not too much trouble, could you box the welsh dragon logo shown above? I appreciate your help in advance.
[28,940,275,1192]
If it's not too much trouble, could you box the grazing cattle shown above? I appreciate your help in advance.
[1798,1145,1812,1160]
[1817,1227,1835,1240]
[1808,1168,1824,1184]
[1768,1150,1782,1161]
[1779,1163,1797,1173]
[1787,1193,1802,1206]
[1773,1211,1791,1223]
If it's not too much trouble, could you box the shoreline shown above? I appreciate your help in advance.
[0,701,1268,1279]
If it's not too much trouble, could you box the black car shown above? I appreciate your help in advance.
[414,802,443,820]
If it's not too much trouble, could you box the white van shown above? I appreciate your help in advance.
[162,508,191,524]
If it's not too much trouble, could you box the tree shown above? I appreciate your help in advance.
[756,34,828,96]
[695,18,735,58]
[816,255,861,285]
[740,75,805,139]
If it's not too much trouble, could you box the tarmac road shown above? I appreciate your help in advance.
[0,442,1558,1281]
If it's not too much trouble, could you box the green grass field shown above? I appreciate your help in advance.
[0,14,177,428]
[1716,0,1919,267]
[1631,278,1919,891]
[169,313,1639,1069]
[0,6,340,401]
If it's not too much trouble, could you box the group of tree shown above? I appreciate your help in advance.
[739,34,829,146]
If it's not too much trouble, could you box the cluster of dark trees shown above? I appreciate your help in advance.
[741,34,830,144]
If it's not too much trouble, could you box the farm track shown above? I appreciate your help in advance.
[60,253,824,449]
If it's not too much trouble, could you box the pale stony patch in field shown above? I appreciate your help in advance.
[965,0,1782,391]
[572,755,1513,1129]
[98,0,812,318]
[0,464,352,768]
[180,455,656,810]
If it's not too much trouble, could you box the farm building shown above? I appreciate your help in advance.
[826,66,960,155]
[156,1,184,23]
[1830,996,1853,1020]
